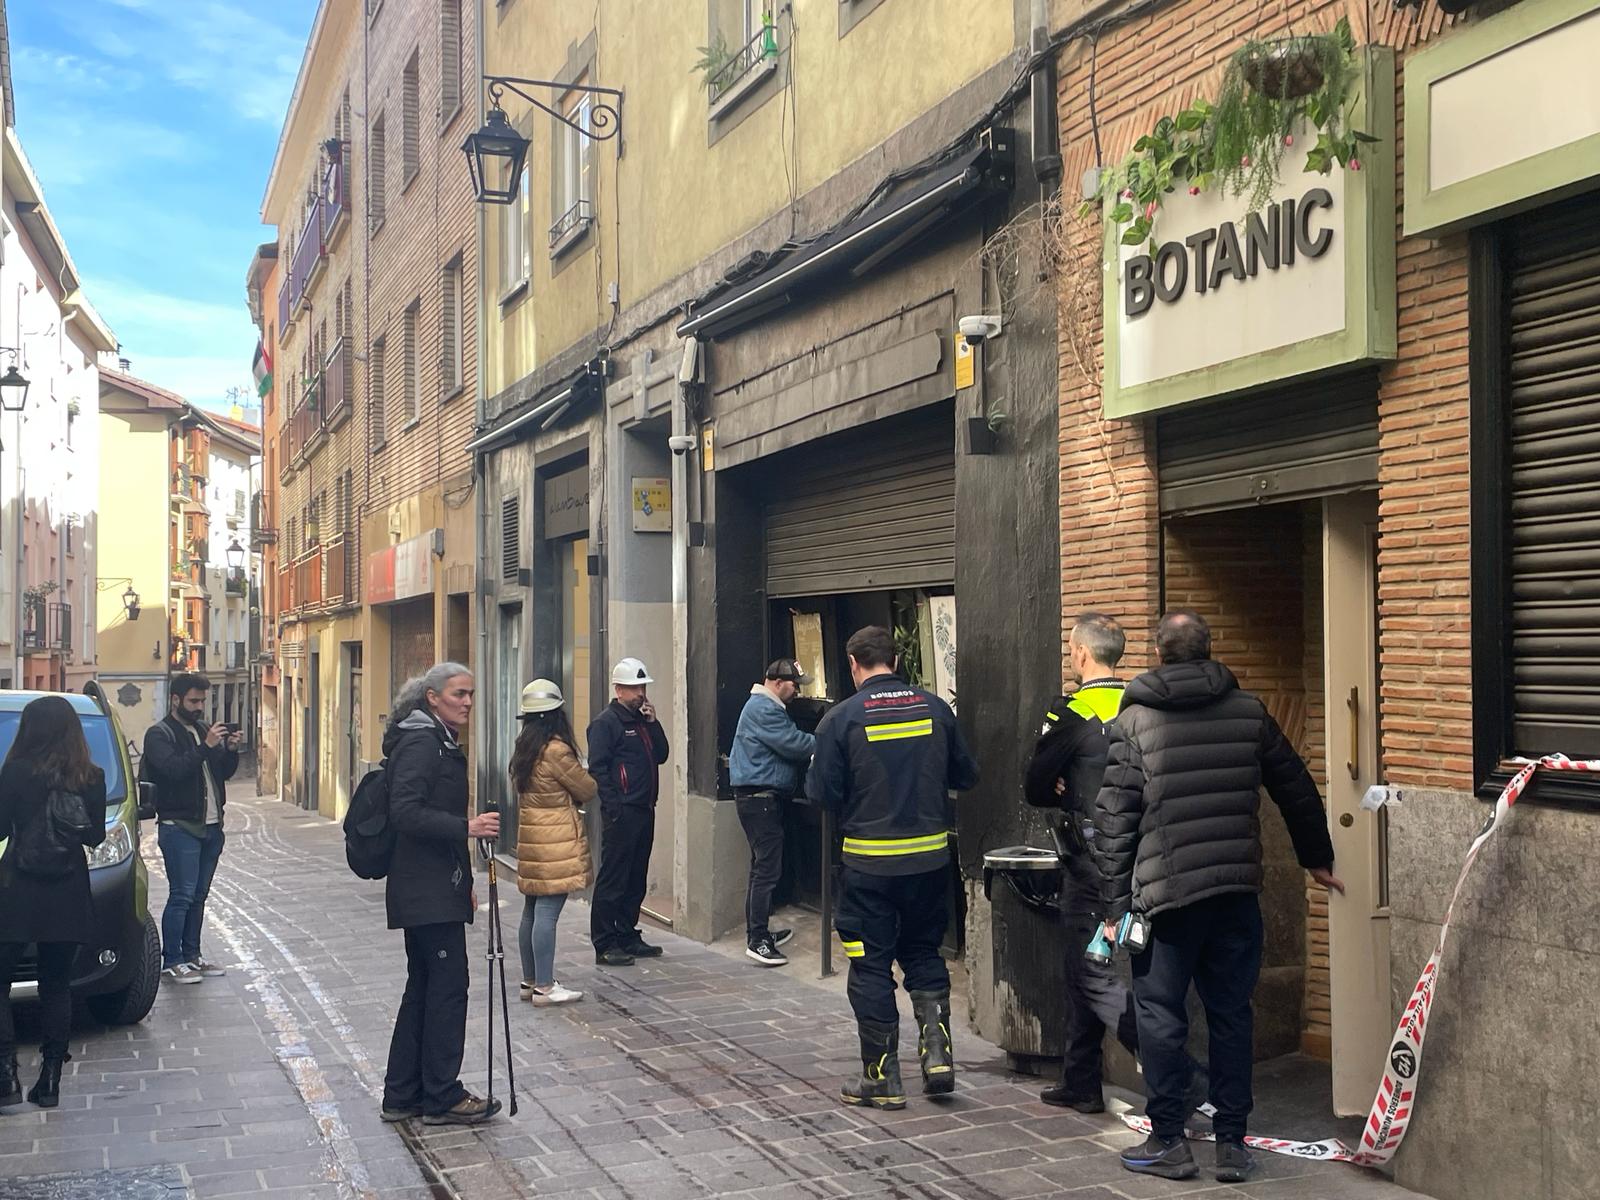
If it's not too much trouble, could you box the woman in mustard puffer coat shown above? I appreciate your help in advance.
[509,679,597,1006]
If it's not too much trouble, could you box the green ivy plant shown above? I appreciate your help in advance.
[1083,18,1379,249]
[690,31,734,93]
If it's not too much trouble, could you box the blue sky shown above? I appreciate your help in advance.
[8,0,319,412]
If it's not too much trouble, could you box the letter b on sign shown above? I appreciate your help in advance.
[1125,254,1154,318]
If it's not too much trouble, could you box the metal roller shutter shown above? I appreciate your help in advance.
[765,421,954,597]
[1505,195,1600,756]
[1157,371,1379,515]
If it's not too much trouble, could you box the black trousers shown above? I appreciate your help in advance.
[1059,880,1140,1095]
[735,793,786,945]
[1132,891,1263,1141]
[0,941,75,1061]
[383,922,470,1115]
[590,804,655,953]
[834,866,950,1027]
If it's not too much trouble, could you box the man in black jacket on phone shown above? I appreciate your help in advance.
[587,657,670,966]
[143,673,241,986]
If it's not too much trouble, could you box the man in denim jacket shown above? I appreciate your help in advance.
[729,659,816,967]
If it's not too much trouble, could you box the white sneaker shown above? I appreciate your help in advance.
[162,963,203,986]
[528,983,583,1006]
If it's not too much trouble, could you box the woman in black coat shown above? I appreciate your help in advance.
[379,662,502,1127]
[0,696,108,1109]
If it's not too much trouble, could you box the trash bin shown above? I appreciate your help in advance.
[981,844,1068,1074]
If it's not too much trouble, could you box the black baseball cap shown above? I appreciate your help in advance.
[765,659,811,685]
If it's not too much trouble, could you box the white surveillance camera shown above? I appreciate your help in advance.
[668,434,697,456]
[959,315,1003,345]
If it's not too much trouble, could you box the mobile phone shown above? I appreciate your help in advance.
[224,723,242,734]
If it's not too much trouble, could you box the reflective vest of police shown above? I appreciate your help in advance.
[811,674,980,876]
[1028,680,1125,819]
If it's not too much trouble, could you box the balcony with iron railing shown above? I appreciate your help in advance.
[225,566,248,596]
[549,198,594,256]
[21,599,73,655]
[323,151,348,245]
[289,374,323,466]
[281,148,349,329]
[708,18,778,115]
[278,546,326,617]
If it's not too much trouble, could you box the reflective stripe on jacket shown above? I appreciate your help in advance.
[807,674,980,877]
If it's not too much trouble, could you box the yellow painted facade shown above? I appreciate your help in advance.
[482,0,1017,395]
[94,407,174,743]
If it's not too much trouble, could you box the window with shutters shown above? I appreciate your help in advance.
[439,0,463,128]
[403,299,421,426]
[1471,190,1600,802]
[369,113,387,229]
[501,496,520,580]
[499,154,530,304]
[370,335,388,450]
[441,255,464,399]
[402,51,420,189]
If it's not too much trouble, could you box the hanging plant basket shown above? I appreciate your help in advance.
[1237,37,1329,99]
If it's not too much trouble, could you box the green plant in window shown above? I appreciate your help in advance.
[691,30,734,92]
[893,622,926,689]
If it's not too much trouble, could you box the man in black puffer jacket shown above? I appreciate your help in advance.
[1094,610,1343,1185]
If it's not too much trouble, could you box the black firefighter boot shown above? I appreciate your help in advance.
[840,1020,906,1110]
[910,990,955,1096]
[27,1052,69,1109]
[0,1056,19,1106]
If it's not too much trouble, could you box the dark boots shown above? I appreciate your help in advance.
[0,1057,19,1107]
[840,1020,906,1110]
[27,1052,68,1109]
[910,990,954,1096]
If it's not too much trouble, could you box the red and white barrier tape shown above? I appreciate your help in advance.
[1120,755,1598,1166]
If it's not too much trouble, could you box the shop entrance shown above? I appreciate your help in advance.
[1159,490,1385,1131]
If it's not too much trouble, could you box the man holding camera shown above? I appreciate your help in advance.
[143,673,242,985]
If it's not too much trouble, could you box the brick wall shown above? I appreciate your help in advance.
[366,0,479,513]
[1054,0,1473,790]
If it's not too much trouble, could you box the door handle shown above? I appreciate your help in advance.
[1346,686,1359,781]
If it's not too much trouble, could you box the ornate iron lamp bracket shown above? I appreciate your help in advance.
[484,76,624,148]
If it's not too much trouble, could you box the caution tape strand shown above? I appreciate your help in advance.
[1121,755,1598,1167]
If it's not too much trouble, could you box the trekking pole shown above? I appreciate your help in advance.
[478,837,499,1113]
[485,845,519,1115]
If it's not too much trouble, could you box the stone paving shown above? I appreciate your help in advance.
[0,795,1432,1199]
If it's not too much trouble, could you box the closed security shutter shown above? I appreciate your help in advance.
[1505,194,1600,757]
[1157,371,1379,515]
[764,420,954,597]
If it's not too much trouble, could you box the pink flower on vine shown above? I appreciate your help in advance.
[1349,158,1362,171]
[1144,201,1158,221]
[1283,135,1294,147]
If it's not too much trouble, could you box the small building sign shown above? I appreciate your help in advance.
[543,466,590,540]
[367,530,438,605]
[631,477,671,533]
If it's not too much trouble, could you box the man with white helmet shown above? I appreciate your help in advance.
[586,658,670,966]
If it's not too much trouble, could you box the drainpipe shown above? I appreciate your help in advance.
[472,0,491,818]
[1029,0,1062,190]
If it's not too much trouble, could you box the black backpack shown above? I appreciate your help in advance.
[15,788,96,877]
[343,763,394,879]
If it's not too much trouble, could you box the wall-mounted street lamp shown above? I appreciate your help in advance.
[226,539,246,571]
[0,348,31,412]
[98,577,142,621]
[462,75,623,206]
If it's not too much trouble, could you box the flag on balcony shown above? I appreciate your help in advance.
[253,340,272,400]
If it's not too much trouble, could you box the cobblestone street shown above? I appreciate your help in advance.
[0,797,1428,1199]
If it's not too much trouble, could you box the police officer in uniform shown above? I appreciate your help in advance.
[1023,612,1139,1112]
[808,626,980,1110]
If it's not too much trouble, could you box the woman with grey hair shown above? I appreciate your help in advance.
[378,662,503,1126]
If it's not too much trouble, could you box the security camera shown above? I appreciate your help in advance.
[959,315,1003,345]
[668,434,697,456]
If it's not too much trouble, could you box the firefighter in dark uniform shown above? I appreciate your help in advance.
[808,626,980,1110]
[1023,612,1139,1112]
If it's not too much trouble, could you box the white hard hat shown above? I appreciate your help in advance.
[518,678,564,716]
[611,657,654,686]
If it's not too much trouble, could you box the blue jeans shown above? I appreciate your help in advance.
[158,822,226,968]
[517,893,568,987]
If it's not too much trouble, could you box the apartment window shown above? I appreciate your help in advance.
[403,299,421,425]
[370,335,388,449]
[550,90,594,256]
[402,52,421,188]
[499,156,530,300]
[341,469,354,540]
[340,87,352,146]
[370,113,387,228]
[439,0,463,125]
[441,256,464,398]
